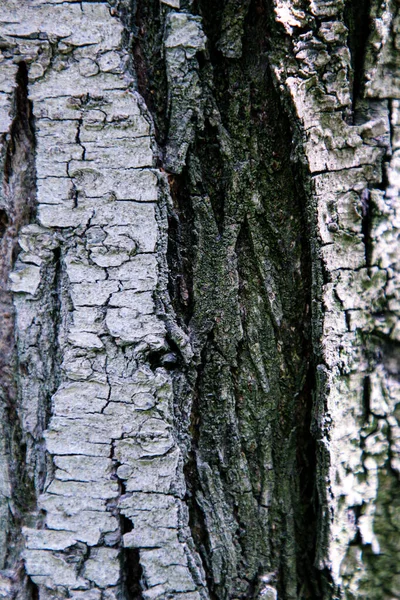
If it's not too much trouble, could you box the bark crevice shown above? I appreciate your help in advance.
[344,0,372,117]
[133,1,324,597]
[0,57,38,599]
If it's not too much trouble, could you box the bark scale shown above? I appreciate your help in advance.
[0,1,399,599]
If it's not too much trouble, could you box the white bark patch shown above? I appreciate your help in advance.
[271,0,400,590]
[5,1,208,597]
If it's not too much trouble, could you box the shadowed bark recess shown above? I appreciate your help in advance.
[134,1,323,597]
[133,0,400,598]
[0,59,38,598]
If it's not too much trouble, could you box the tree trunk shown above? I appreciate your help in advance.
[0,0,399,598]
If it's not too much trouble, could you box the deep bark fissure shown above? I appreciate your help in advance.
[184,336,219,599]
[166,172,196,327]
[110,437,144,600]
[362,375,372,423]
[344,0,372,117]
[122,516,144,600]
[295,362,324,599]
[131,0,324,596]
[2,65,37,498]
[123,547,144,600]
[30,578,39,600]
[47,245,63,422]
[4,62,36,193]
[0,58,38,598]
[132,0,169,143]
[173,323,218,597]
[360,187,373,269]
[0,209,8,238]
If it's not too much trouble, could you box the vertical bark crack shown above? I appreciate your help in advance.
[122,516,144,600]
[0,59,37,596]
[362,375,372,424]
[361,187,373,270]
[344,0,372,118]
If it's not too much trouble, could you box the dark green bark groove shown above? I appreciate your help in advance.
[133,1,328,598]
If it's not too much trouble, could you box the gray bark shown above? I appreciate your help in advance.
[0,1,399,599]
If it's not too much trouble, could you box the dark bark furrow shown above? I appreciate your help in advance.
[0,59,38,598]
[344,0,372,117]
[133,1,326,597]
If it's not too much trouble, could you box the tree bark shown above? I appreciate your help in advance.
[0,1,399,599]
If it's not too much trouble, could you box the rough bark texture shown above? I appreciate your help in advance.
[0,1,399,599]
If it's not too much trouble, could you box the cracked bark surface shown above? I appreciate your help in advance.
[0,1,399,599]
